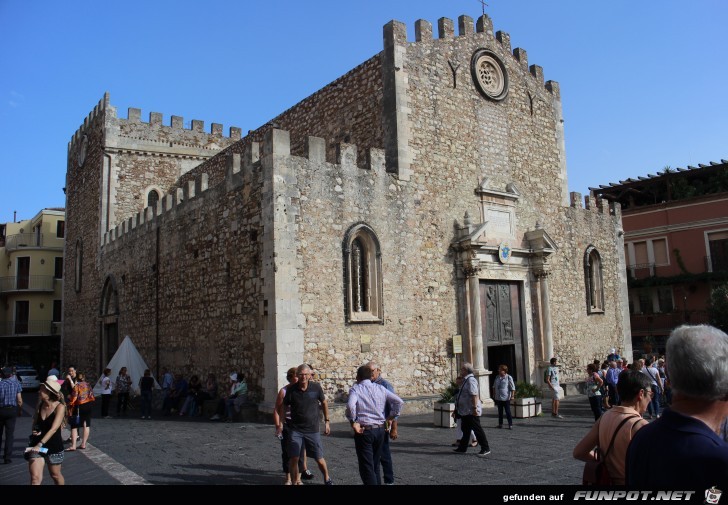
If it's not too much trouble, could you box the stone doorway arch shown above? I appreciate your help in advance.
[99,275,119,366]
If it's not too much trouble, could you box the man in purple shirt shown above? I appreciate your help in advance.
[367,360,398,485]
[346,364,404,485]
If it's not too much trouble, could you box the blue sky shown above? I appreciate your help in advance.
[1,1,726,224]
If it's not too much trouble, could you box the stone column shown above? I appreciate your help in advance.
[535,269,561,397]
[537,271,554,362]
[464,260,493,406]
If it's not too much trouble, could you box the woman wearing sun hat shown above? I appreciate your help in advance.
[27,375,66,485]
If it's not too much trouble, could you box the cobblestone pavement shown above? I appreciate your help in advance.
[0,393,596,485]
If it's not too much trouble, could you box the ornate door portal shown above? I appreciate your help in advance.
[480,281,524,386]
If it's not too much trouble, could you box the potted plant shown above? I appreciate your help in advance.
[510,381,542,418]
[433,380,458,428]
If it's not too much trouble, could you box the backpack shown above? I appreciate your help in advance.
[544,368,549,383]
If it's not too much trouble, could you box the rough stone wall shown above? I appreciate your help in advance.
[175,56,382,196]
[95,157,265,394]
[547,202,629,383]
[276,14,629,395]
[282,140,454,400]
[385,15,627,385]
[62,96,245,381]
[63,97,109,375]
[248,56,384,163]
[105,106,241,230]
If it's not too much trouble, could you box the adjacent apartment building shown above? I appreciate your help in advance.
[0,208,65,366]
[592,160,728,358]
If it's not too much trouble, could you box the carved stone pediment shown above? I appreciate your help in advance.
[525,226,559,276]
[524,226,558,254]
[476,179,519,242]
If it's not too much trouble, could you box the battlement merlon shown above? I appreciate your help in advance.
[570,191,620,218]
[123,107,242,139]
[102,168,213,248]
[101,130,388,249]
[69,92,242,150]
[255,129,387,173]
[69,92,111,151]
[387,14,557,97]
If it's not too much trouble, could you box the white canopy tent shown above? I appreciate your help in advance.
[93,335,160,395]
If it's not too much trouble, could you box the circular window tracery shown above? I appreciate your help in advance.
[471,49,509,101]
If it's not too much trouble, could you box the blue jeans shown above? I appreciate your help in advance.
[588,396,602,421]
[380,431,394,484]
[647,392,660,417]
[495,399,513,426]
[140,391,152,418]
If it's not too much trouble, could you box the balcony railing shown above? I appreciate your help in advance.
[0,275,56,294]
[628,262,656,280]
[0,320,61,337]
[630,311,710,333]
[3,233,42,251]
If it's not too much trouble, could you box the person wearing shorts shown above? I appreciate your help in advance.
[279,364,333,485]
[27,376,66,485]
[546,357,563,418]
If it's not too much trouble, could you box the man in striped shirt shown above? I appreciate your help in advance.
[0,366,23,464]
[367,361,398,485]
[346,364,404,485]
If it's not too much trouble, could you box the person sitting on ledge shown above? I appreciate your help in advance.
[162,373,188,416]
[210,372,248,422]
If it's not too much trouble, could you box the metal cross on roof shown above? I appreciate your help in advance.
[477,0,489,17]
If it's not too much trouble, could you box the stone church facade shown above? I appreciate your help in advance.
[62,13,631,409]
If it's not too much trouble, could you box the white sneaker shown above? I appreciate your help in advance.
[210,414,221,421]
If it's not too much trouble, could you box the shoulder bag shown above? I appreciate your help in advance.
[582,415,637,485]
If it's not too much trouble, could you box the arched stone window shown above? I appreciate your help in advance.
[585,246,604,314]
[147,189,161,209]
[74,239,83,292]
[343,223,383,323]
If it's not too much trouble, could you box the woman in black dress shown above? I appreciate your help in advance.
[27,375,66,485]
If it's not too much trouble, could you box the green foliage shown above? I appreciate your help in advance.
[627,269,728,289]
[707,167,728,193]
[673,248,690,274]
[439,380,459,403]
[708,283,728,333]
[514,381,540,399]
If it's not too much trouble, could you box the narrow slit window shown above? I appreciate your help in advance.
[585,246,605,314]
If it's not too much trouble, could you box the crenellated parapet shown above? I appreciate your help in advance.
[102,167,217,250]
[569,191,621,218]
[101,129,389,250]
[68,92,111,153]
[123,107,242,140]
[68,92,242,158]
[396,14,560,98]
